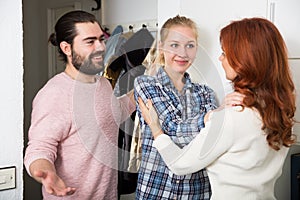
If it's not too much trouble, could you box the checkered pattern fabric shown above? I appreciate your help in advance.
[134,67,217,199]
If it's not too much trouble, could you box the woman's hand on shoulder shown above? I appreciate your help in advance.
[138,98,163,139]
[204,91,245,124]
[219,91,245,110]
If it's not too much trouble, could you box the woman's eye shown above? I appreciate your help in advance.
[186,43,195,49]
[170,43,179,48]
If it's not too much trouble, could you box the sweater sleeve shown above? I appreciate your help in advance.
[24,85,71,176]
[153,108,234,175]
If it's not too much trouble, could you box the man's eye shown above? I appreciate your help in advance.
[87,40,94,44]
[100,36,106,41]
[100,37,106,43]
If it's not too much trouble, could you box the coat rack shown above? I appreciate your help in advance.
[92,0,101,11]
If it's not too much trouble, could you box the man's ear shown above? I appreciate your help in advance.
[60,41,72,56]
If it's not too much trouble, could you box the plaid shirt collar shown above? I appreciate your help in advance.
[157,67,194,94]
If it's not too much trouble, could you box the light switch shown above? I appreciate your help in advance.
[0,175,6,184]
[0,166,16,191]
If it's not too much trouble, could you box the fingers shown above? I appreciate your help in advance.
[226,92,244,101]
[38,170,76,197]
[146,99,153,109]
[66,187,77,195]
[44,186,54,195]
[224,92,245,107]
[45,185,76,196]
[138,98,153,110]
[138,97,147,110]
[138,97,151,124]
[138,97,157,126]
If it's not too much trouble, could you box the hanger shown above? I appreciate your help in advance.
[129,25,134,32]
[91,0,101,11]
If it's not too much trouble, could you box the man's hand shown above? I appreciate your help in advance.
[29,159,76,197]
[127,89,135,105]
[34,170,76,196]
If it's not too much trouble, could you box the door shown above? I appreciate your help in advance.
[47,3,82,78]
[268,0,300,58]
[290,59,300,144]
[46,1,101,78]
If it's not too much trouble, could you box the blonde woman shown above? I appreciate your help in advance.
[134,15,244,199]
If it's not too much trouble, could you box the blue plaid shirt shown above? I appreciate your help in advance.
[134,67,217,200]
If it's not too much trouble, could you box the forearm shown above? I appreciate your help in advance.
[162,113,205,146]
[153,133,208,175]
[153,112,232,176]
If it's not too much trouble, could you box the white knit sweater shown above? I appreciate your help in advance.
[154,106,289,200]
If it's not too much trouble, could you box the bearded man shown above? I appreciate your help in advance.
[24,10,135,200]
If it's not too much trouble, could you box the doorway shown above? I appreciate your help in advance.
[23,0,100,199]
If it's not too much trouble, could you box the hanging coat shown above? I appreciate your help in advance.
[106,27,155,196]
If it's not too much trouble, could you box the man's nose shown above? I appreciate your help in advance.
[95,40,106,51]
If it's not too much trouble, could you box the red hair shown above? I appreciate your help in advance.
[220,17,296,150]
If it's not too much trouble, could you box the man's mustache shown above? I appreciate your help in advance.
[90,50,105,59]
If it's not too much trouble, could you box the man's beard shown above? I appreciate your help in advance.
[72,50,105,75]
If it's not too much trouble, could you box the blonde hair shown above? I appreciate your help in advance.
[142,39,160,76]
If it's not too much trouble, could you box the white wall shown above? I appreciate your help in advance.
[181,0,268,102]
[0,0,23,199]
[102,0,158,32]
[157,0,180,26]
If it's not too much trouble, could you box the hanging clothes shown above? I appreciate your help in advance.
[101,27,111,39]
[128,39,160,173]
[103,25,124,67]
[103,25,134,88]
[103,27,155,197]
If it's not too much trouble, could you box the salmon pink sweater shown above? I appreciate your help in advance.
[24,73,135,200]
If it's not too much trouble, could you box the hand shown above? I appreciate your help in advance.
[218,91,245,110]
[204,92,245,124]
[34,170,76,196]
[127,89,135,105]
[138,97,163,139]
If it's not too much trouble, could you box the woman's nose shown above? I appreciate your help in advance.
[219,52,225,61]
[177,46,188,57]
